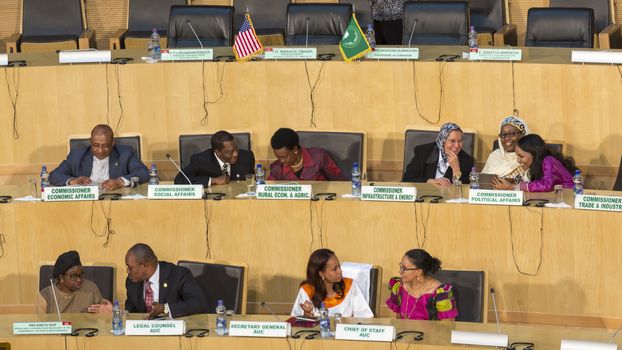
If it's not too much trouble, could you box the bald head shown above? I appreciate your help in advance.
[90,124,115,159]
[91,124,114,139]
[125,243,158,283]
[126,243,157,264]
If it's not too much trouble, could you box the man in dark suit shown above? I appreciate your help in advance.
[174,130,255,186]
[125,243,208,319]
[49,124,149,191]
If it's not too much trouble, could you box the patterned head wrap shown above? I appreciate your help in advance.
[436,122,462,163]
[500,116,530,135]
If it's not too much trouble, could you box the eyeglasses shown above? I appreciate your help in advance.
[64,272,85,281]
[499,131,521,139]
[399,264,418,274]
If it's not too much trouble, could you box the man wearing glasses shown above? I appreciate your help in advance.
[49,124,149,191]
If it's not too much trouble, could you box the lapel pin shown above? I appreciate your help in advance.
[163,282,168,288]
[114,162,119,167]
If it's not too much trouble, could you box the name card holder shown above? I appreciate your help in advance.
[451,330,508,347]
[360,185,416,202]
[147,185,204,200]
[335,324,395,342]
[560,339,617,350]
[574,194,622,212]
[264,47,317,60]
[43,186,99,202]
[0,54,7,66]
[468,48,522,61]
[228,321,290,338]
[365,47,419,60]
[256,184,312,200]
[571,50,622,64]
[161,48,214,61]
[59,50,112,64]
[468,189,523,206]
[125,320,186,336]
[13,322,72,335]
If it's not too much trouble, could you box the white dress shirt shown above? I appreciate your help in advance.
[208,153,230,187]
[87,156,129,187]
[144,264,160,303]
[290,279,373,318]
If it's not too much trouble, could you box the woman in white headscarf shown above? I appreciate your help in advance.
[482,116,530,181]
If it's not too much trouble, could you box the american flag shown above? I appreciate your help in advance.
[233,14,263,61]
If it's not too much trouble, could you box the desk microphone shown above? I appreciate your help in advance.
[186,19,204,49]
[407,18,418,48]
[260,301,281,321]
[166,153,192,185]
[305,17,310,48]
[49,278,62,322]
[489,288,501,334]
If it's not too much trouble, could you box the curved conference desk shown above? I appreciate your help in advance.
[0,181,620,331]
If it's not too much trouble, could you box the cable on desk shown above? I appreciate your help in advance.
[507,206,544,276]
[89,200,116,248]
[203,199,213,259]
[4,65,21,139]
[201,60,226,127]
[413,201,432,249]
[105,63,111,126]
[303,60,327,128]
[112,64,124,134]
[0,233,6,258]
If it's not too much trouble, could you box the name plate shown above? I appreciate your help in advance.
[125,320,186,336]
[572,50,622,64]
[0,54,7,66]
[161,48,214,61]
[264,47,317,60]
[13,322,72,335]
[228,321,290,338]
[147,185,204,199]
[42,186,99,201]
[361,186,416,202]
[574,194,622,212]
[256,184,312,200]
[468,189,523,206]
[468,48,522,61]
[366,48,419,60]
[59,50,112,64]
[335,324,395,342]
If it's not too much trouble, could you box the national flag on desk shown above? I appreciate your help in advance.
[339,13,371,62]
[233,14,264,62]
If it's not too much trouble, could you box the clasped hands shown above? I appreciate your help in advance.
[68,177,125,191]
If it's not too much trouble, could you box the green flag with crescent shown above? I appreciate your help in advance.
[339,13,371,62]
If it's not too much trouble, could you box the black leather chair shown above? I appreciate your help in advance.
[525,7,594,48]
[168,6,234,48]
[403,129,476,177]
[550,0,621,49]
[613,156,622,191]
[296,130,365,181]
[110,0,187,50]
[6,0,93,53]
[469,0,516,46]
[178,260,247,314]
[340,0,373,28]
[286,3,352,45]
[179,133,252,170]
[234,0,289,36]
[39,265,115,302]
[70,135,142,161]
[402,1,469,45]
[368,266,381,316]
[430,270,485,322]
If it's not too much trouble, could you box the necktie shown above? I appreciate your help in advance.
[222,163,229,177]
[144,281,153,313]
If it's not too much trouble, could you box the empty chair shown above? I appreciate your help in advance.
[179,132,251,170]
[234,0,289,45]
[614,156,622,191]
[430,270,486,322]
[550,0,621,48]
[286,3,352,45]
[469,0,516,46]
[402,1,469,45]
[402,128,476,177]
[109,0,187,50]
[296,130,366,181]
[69,135,142,161]
[525,7,594,48]
[340,0,373,28]
[5,0,93,53]
[168,5,234,48]
[178,259,248,314]
[39,265,115,302]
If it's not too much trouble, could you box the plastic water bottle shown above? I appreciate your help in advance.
[351,162,361,196]
[365,24,376,50]
[148,28,161,61]
[215,300,227,335]
[319,302,331,338]
[40,165,50,194]
[149,163,159,185]
[112,300,124,335]
[468,26,478,52]
[255,164,265,185]
[469,167,480,189]
[573,170,584,195]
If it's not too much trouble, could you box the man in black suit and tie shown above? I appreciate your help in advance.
[174,130,255,186]
[124,243,208,319]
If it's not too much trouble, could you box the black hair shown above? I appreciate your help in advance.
[516,134,578,181]
[211,131,234,151]
[270,128,299,150]
[404,249,442,276]
[91,124,114,139]
[301,248,345,309]
[127,243,158,265]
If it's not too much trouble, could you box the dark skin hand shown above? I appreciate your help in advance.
[101,178,125,191]
[68,176,92,186]
[211,175,230,185]
[491,176,514,190]
[146,303,166,319]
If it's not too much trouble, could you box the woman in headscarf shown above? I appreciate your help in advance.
[36,250,111,314]
[402,123,474,186]
[482,116,530,181]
